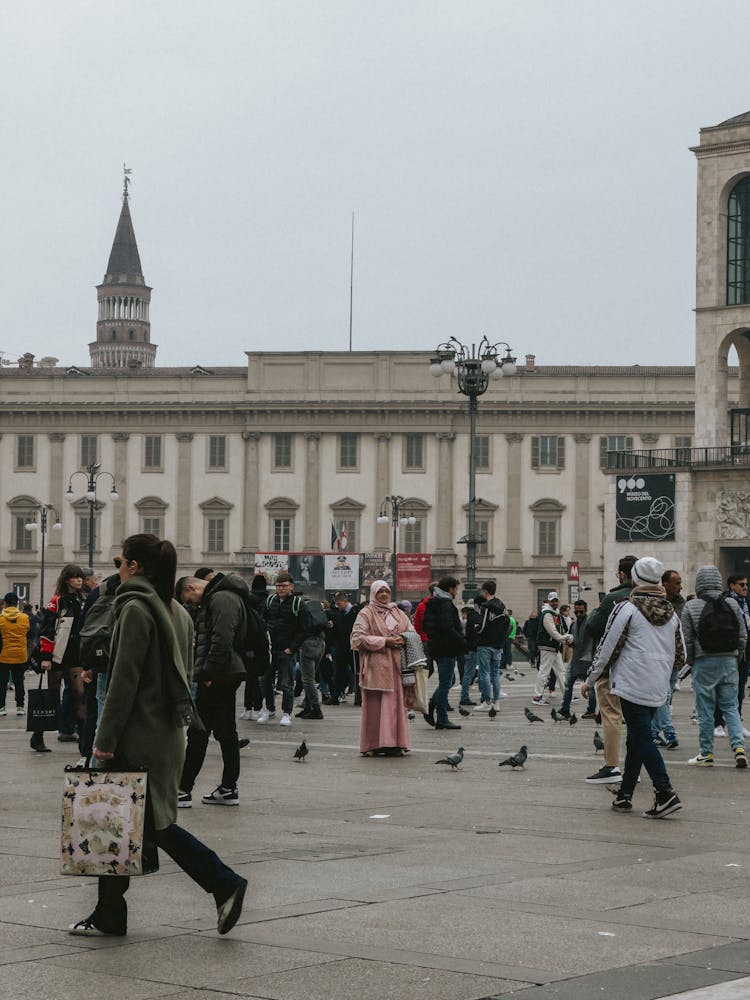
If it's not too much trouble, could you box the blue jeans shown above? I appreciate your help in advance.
[650,695,676,742]
[477,646,501,703]
[620,697,672,797]
[433,656,456,723]
[460,651,477,702]
[262,650,294,714]
[693,655,745,754]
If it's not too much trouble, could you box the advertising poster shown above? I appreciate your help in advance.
[288,553,325,593]
[253,552,289,584]
[324,553,360,591]
[397,553,432,593]
[361,552,394,588]
[615,474,675,542]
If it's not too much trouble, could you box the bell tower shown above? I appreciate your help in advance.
[89,167,157,368]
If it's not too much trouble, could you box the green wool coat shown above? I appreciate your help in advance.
[95,575,194,831]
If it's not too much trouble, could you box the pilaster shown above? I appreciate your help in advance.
[47,434,66,555]
[112,434,129,550]
[374,433,391,549]
[572,433,592,564]
[434,432,456,554]
[304,432,321,550]
[503,433,523,566]
[175,433,193,552]
[241,432,260,552]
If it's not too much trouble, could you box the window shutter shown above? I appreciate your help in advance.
[531,436,539,468]
[625,436,633,451]
[557,436,565,469]
[599,436,607,467]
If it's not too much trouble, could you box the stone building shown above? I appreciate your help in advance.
[5,111,748,610]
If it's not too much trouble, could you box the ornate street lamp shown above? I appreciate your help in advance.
[429,336,518,599]
[24,503,62,605]
[65,462,119,572]
[376,495,416,601]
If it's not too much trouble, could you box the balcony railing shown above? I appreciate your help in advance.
[605,446,750,470]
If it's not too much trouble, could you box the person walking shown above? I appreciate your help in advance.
[474,580,509,711]
[584,557,685,818]
[69,533,247,938]
[532,593,572,705]
[0,592,29,716]
[422,576,465,731]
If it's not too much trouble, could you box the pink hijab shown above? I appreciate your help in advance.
[369,580,397,622]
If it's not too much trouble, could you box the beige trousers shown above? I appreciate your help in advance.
[595,676,622,769]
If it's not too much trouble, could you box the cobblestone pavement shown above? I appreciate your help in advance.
[2,671,750,1000]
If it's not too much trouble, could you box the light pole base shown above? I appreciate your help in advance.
[462,584,481,602]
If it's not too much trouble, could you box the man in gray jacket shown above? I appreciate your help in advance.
[681,565,747,768]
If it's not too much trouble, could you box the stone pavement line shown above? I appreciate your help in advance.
[661,977,750,999]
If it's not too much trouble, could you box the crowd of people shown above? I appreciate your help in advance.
[3,536,750,934]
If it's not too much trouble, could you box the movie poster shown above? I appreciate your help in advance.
[361,552,394,588]
[324,553,360,590]
[253,552,289,584]
[288,553,325,593]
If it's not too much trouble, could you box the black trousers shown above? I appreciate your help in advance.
[179,677,242,793]
[0,663,26,708]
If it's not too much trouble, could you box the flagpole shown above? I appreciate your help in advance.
[348,212,354,352]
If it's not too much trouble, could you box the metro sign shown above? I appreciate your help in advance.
[567,561,580,582]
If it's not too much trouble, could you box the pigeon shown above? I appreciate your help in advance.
[568,712,578,727]
[550,708,561,722]
[407,710,416,721]
[458,706,472,718]
[499,745,528,768]
[435,747,464,770]
[524,706,544,723]
[488,705,497,720]
[593,730,604,753]
[238,738,250,750]
[293,739,308,762]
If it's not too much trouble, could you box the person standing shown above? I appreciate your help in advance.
[69,533,247,937]
[260,572,305,726]
[325,592,359,706]
[532,593,572,705]
[0,593,29,716]
[584,557,685,818]
[713,573,750,737]
[459,598,482,706]
[240,574,268,721]
[474,580,509,712]
[422,576,465,731]
[522,611,539,667]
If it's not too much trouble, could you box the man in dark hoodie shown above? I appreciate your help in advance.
[175,572,252,807]
[585,557,685,818]
[422,576,465,731]
[474,580,509,712]
[681,565,747,768]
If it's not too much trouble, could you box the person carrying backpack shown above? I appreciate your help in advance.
[261,571,314,727]
[681,565,748,768]
[78,572,120,759]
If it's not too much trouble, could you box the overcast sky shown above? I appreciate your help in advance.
[1,2,747,369]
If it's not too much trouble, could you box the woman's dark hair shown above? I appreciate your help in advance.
[122,533,176,607]
[54,563,85,596]
[437,575,460,592]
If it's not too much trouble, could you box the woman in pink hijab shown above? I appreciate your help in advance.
[351,580,411,756]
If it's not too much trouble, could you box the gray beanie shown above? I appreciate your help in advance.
[695,565,723,598]
[631,557,664,587]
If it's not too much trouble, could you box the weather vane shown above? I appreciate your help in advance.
[123,163,132,198]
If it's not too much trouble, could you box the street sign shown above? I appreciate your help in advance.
[567,561,579,582]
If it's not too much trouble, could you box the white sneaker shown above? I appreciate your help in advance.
[743,727,750,738]
[714,726,726,737]
[279,713,292,727]
[239,709,254,720]
[256,708,276,724]
[475,702,491,711]
[498,691,509,699]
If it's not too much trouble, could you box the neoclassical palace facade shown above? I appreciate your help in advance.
[4,109,750,612]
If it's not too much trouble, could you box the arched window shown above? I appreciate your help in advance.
[727,177,750,305]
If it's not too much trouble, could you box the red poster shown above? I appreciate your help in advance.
[396,554,432,593]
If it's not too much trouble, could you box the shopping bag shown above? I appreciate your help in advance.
[52,615,74,665]
[403,667,428,714]
[60,766,150,877]
[26,675,59,732]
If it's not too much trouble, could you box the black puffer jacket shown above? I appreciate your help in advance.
[194,573,249,682]
[423,594,467,658]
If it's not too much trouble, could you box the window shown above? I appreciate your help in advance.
[538,520,557,556]
[330,498,365,553]
[338,433,359,470]
[144,435,162,470]
[530,498,564,559]
[16,435,34,469]
[273,518,291,551]
[476,519,489,557]
[208,435,227,471]
[675,435,692,464]
[14,515,34,551]
[531,435,565,470]
[337,518,358,551]
[136,496,168,538]
[462,499,497,559]
[273,433,293,470]
[599,435,633,468]
[207,517,227,553]
[727,176,750,305]
[81,435,98,469]
[77,512,99,553]
[475,435,490,471]
[404,433,424,471]
[403,518,423,553]
[143,516,163,536]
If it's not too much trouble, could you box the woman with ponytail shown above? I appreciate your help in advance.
[68,534,247,938]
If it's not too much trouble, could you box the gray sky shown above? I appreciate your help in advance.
[1,2,747,368]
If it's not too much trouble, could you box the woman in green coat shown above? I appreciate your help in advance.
[68,533,247,938]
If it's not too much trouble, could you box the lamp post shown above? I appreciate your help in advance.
[429,336,518,600]
[65,462,119,572]
[24,503,62,605]
[376,496,416,601]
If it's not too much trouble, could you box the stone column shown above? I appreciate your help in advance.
[572,434,591,565]
[434,432,456,554]
[503,433,523,566]
[112,434,129,551]
[304,432,321,551]
[374,433,391,549]
[47,434,66,557]
[241,431,260,552]
[175,433,193,554]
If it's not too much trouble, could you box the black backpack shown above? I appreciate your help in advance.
[241,597,272,679]
[265,594,328,636]
[697,596,740,654]
[79,593,117,672]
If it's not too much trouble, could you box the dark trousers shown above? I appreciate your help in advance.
[0,664,26,708]
[261,651,293,714]
[80,679,100,757]
[620,696,671,797]
[94,823,239,933]
[180,678,242,793]
[433,656,456,723]
[244,674,263,711]
[331,649,353,700]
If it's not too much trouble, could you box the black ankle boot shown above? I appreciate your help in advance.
[30,734,51,753]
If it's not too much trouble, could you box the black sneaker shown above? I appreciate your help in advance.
[202,786,239,806]
[654,736,669,747]
[585,765,622,784]
[423,700,436,728]
[611,789,633,812]
[177,790,192,809]
[238,738,250,750]
[665,740,680,750]
[595,712,602,725]
[459,699,477,707]
[216,877,248,935]
[69,914,126,937]
[643,788,682,819]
